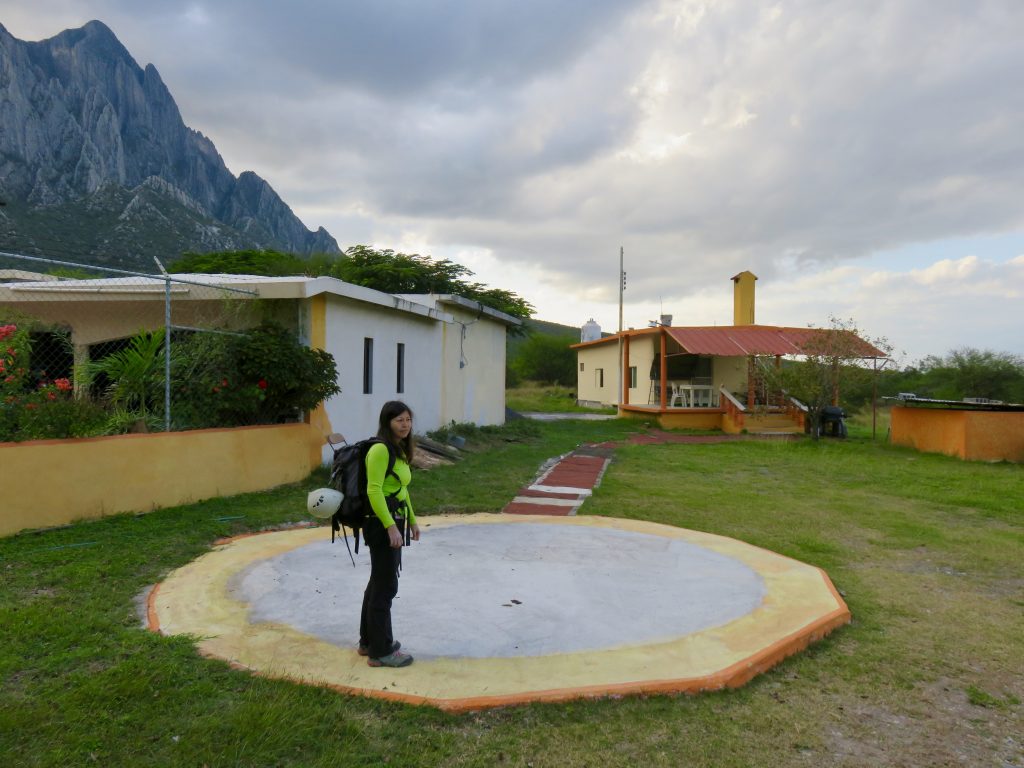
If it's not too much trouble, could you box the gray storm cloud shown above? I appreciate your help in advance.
[3,0,1023,312]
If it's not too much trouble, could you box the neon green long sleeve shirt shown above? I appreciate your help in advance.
[365,441,416,529]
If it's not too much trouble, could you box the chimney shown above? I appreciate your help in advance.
[731,271,757,326]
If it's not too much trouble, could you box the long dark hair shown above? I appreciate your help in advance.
[376,400,415,463]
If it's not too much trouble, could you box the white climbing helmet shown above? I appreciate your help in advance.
[307,488,343,518]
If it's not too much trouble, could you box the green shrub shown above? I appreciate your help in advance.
[171,323,340,428]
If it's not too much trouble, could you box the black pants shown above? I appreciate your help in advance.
[359,517,402,658]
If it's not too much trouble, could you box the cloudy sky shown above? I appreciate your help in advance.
[4,1,1023,364]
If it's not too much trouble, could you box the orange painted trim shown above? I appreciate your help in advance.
[659,331,668,410]
[172,598,846,713]
[570,327,661,349]
[162,572,849,713]
[622,334,631,405]
[146,583,162,633]
[145,541,850,713]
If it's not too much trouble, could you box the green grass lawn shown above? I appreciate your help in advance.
[2,420,1022,767]
[506,382,616,414]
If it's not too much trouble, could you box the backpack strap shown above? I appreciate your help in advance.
[369,439,401,510]
[380,439,400,484]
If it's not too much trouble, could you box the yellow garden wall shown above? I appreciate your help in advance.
[618,407,725,431]
[890,406,1024,462]
[0,423,324,537]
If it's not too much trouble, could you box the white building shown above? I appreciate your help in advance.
[0,273,520,457]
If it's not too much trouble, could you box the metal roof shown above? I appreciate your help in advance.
[665,325,887,358]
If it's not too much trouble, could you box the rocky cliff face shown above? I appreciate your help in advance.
[0,20,339,269]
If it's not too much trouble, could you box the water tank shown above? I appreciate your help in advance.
[660,314,673,326]
[580,318,601,342]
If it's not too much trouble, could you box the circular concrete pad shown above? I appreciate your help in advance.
[150,514,850,711]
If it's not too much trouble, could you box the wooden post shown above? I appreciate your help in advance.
[747,357,755,410]
[622,333,631,405]
[775,354,782,407]
[659,331,668,410]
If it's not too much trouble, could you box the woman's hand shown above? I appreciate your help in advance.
[410,524,421,542]
[387,525,403,548]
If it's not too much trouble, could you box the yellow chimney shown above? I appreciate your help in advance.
[732,271,757,326]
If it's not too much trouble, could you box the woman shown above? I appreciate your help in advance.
[358,400,421,668]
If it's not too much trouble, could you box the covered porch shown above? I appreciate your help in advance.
[617,326,816,434]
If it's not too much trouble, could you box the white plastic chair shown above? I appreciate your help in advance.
[670,383,689,408]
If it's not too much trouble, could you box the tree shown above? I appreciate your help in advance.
[170,249,308,276]
[510,334,577,386]
[761,316,891,439]
[915,348,1024,402]
[330,246,534,327]
[168,247,534,328]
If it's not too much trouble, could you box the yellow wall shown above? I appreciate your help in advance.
[619,407,725,430]
[626,338,657,404]
[303,294,333,466]
[0,423,323,537]
[713,356,747,396]
[890,407,1024,462]
[576,343,622,406]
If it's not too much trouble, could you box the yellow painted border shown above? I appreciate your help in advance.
[149,514,850,712]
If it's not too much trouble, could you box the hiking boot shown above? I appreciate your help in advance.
[367,650,414,668]
[358,640,400,657]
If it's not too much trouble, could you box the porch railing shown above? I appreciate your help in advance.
[719,387,746,430]
[783,393,808,430]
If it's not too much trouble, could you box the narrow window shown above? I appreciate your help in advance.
[596,368,604,388]
[629,366,637,388]
[579,362,585,371]
[396,342,405,393]
[363,337,374,394]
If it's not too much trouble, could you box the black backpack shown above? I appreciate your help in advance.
[328,437,398,565]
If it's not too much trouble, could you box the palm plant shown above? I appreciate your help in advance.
[85,329,166,430]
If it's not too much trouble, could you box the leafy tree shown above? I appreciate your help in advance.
[878,348,1024,403]
[761,316,891,439]
[510,334,577,386]
[329,245,470,292]
[914,348,1024,402]
[170,249,308,276]
[168,246,534,327]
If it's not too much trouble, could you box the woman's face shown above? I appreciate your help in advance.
[389,411,412,440]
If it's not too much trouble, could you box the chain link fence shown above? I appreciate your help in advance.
[0,251,336,443]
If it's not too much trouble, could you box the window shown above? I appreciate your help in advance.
[396,342,405,393]
[363,337,373,394]
[629,366,637,388]
[579,362,585,372]
[596,368,604,388]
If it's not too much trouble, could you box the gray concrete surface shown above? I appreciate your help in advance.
[231,521,766,660]
[520,412,618,421]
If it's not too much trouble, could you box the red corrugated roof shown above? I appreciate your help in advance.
[666,326,886,358]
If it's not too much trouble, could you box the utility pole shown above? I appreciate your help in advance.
[617,246,625,408]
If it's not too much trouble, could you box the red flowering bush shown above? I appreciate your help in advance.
[171,323,340,428]
[0,324,106,442]
[0,331,106,442]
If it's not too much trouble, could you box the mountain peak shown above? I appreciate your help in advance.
[0,21,340,267]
